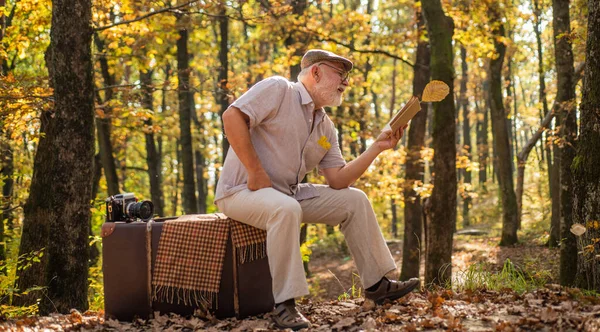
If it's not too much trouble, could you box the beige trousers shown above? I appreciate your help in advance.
[216,184,397,303]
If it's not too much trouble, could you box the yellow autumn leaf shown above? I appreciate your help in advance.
[318,136,331,150]
[124,37,136,46]
[108,41,119,49]
[421,80,450,102]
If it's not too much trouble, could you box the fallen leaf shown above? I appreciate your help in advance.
[362,299,376,311]
[361,316,377,330]
[331,317,355,330]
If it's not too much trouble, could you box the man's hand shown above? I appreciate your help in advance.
[247,168,272,191]
[375,124,408,151]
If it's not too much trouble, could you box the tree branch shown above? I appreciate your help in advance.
[124,166,149,173]
[306,31,416,68]
[95,83,138,91]
[93,1,200,32]
[1,203,22,213]
[0,94,53,101]
[0,0,19,42]
[517,107,555,162]
[517,62,584,162]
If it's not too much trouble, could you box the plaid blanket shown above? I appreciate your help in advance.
[152,214,267,308]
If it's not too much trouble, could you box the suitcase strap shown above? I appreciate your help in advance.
[146,221,153,310]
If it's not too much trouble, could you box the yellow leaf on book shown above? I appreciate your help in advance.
[422,80,450,102]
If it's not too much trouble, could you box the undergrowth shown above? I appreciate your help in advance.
[0,249,44,318]
[454,258,549,294]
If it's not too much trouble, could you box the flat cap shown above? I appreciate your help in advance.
[301,49,353,72]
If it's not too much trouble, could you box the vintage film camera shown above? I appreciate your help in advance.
[105,193,154,222]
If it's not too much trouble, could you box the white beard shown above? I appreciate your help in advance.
[313,76,343,107]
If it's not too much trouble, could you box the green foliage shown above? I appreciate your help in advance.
[455,259,549,294]
[0,249,44,317]
[308,275,326,299]
[337,273,362,301]
[300,235,317,264]
[310,226,349,259]
[88,256,104,312]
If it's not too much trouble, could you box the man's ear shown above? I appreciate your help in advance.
[311,65,320,82]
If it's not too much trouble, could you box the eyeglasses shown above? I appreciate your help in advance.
[318,63,350,82]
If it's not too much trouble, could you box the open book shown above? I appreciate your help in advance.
[382,96,421,134]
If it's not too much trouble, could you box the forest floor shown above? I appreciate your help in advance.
[2,234,600,331]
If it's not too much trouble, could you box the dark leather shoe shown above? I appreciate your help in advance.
[365,277,419,304]
[271,301,311,330]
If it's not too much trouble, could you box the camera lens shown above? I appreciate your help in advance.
[126,200,154,221]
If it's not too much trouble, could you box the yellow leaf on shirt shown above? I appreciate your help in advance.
[318,136,331,150]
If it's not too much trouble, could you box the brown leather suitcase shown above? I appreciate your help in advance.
[101,216,274,321]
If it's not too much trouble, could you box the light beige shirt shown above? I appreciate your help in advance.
[214,76,346,203]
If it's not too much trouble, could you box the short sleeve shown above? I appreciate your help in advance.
[230,76,289,128]
[318,123,346,170]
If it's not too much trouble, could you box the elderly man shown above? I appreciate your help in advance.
[215,49,419,330]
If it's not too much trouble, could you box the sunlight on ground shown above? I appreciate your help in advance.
[307,233,558,301]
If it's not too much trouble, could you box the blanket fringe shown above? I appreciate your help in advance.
[152,285,217,309]
[236,242,267,264]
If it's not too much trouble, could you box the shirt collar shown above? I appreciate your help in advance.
[295,81,314,106]
[295,81,326,118]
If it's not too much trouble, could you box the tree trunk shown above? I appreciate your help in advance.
[284,0,307,81]
[0,0,16,74]
[218,4,230,163]
[284,0,309,274]
[421,0,456,286]
[460,46,472,227]
[476,81,489,185]
[16,0,94,313]
[533,0,561,247]
[488,8,519,246]
[401,1,430,281]
[553,0,577,286]
[191,89,207,214]
[93,35,120,196]
[195,149,207,214]
[91,153,102,201]
[0,133,13,270]
[517,110,554,227]
[140,69,165,217]
[0,0,15,272]
[177,20,198,214]
[516,64,584,229]
[89,152,102,267]
[504,36,519,170]
[172,139,181,216]
[390,59,398,238]
[574,0,600,290]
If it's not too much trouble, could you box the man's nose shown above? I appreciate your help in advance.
[342,78,349,86]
